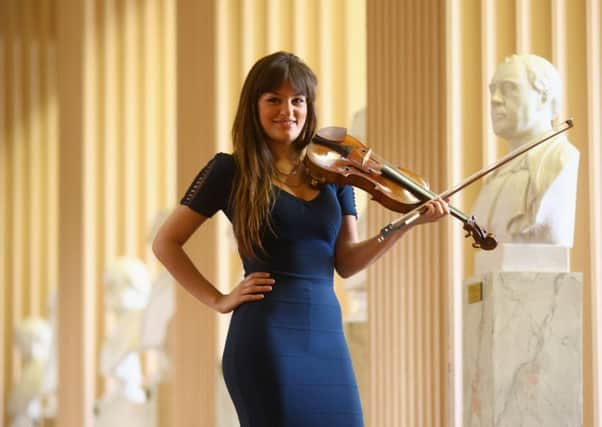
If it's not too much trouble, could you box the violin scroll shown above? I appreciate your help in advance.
[464,216,497,250]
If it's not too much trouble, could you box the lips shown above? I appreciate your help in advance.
[274,120,297,129]
[492,111,506,120]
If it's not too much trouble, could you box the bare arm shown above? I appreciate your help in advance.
[152,205,274,313]
[334,198,449,278]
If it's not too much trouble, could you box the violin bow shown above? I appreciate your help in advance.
[378,118,574,242]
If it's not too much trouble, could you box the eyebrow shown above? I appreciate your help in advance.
[263,90,306,96]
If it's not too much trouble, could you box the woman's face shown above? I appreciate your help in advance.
[257,80,308,146]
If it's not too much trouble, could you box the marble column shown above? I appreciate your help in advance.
[463,253,582,426]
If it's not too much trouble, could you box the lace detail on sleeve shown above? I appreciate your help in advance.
[182,156,217,205]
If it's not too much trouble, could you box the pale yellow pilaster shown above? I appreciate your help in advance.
[366,1,449,426]
[171,1,218,426]
[56,1,95,426]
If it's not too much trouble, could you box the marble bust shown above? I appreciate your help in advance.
[472,54,579,246]
[100,257,152,397]
[95,257,154,427]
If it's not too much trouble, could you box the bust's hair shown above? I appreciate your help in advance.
[504,54,562,118]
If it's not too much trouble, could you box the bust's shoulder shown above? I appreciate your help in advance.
[531,136,579,193]
[533,136,579,172]
[545,136,578,162]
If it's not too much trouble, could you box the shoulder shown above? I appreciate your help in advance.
[331,183,353,195]
[531,137,579,192]
[194,152,236,185]
[180,152,236,217]
[332,184,357,216]
[211,152,236,176]
[538,137,579,169]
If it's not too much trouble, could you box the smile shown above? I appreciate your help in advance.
[273,120,298,129]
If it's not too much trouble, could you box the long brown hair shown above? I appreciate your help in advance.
[230,51,317,260]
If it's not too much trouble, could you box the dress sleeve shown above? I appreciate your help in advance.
[336,184,357,218]
[180,153,235,218]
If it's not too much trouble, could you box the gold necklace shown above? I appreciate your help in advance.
[274,169,306,188]
[274,161,301,176]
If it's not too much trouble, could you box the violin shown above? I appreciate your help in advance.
[303,120,574,250]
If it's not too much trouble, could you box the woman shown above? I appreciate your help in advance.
[153,51,448,426]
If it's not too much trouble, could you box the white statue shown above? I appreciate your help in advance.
[472,54,579,246]
[8,317,52,427]
[95,257,154,427]
[94,210,177,426]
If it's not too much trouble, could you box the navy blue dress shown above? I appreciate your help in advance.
[181,153,364,427]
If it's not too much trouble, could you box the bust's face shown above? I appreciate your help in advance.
[489,62,546,141]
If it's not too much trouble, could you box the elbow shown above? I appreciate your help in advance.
[337,270,352,279]
[153,233,186,264]
[152,236,163,260]
[334,252,354,279]
[335,263,354,279]
[152,234,170,262]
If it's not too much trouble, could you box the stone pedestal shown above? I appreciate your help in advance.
[463,271,582,426]
[474,243,570,274]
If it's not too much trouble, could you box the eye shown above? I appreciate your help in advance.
[292,97,306,105]
[266,96,280,104]
[501,81,518,95]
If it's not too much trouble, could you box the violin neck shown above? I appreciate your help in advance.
[380,164,468,223]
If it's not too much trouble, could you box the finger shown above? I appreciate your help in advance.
[246,272,272,279]
[245,285,273,294]
[428,201,437,216]
[241,294,265,303]
[439,199,449,215]
[443,201,449,215]
[434,198,447,215]
[422,201,441,220]
[243,278,275,288]
[251,278,276,285]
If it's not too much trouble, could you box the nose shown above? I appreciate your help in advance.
[279,100,293,115]
[491,87,503,105]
